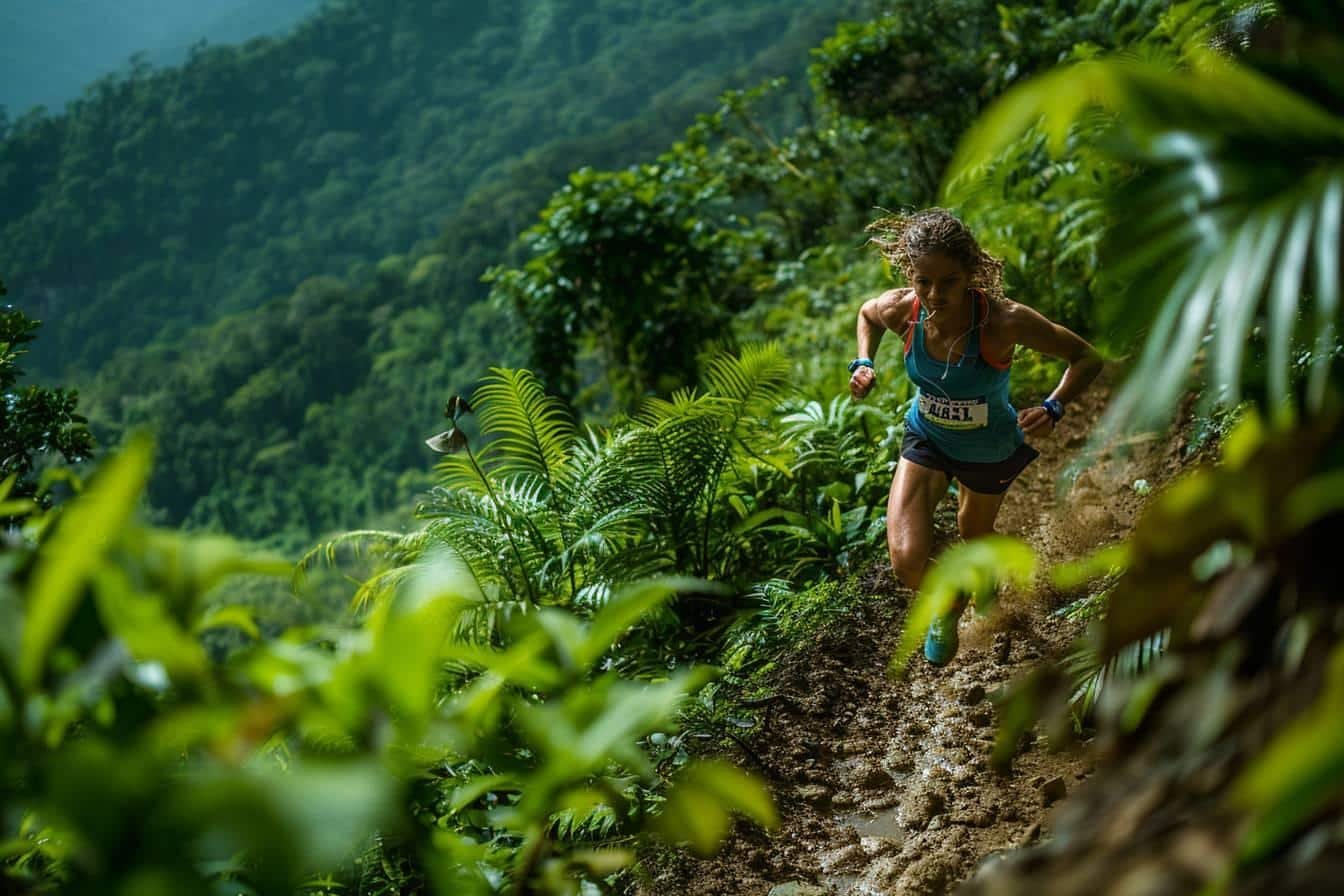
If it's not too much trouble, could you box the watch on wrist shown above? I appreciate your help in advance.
[1041,398,1064,423]
[849,357,875,374]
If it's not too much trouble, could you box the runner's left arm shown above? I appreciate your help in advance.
[1007,304,1104,436]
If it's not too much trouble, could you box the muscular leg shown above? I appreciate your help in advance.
[887,458,950,590]
[956,482,1008,540]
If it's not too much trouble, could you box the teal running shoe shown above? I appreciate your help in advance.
[923,594,970,667]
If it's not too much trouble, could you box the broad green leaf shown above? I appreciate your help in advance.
[371,564,470,726]
[447,775,521,816]
[567,848,636,877]
[570,671,716,769]
[21,433,154,689]
[1284,471,1344,533]
[576,577,713,670]
[654,760,777,856]
[240,760,399,871]
[535,608,587,670]
[677,760,778,830]
[194,605,261,639]
[93,567,209,681]
[443,632,562,693]
[136,530,291,618]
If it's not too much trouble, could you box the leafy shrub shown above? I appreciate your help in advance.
[1,435,777,894]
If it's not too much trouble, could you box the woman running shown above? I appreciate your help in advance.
[849,208,1102,666]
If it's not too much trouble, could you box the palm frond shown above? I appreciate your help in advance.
[948,51,1344,437]
[293,529,415,593]
[1064,629,1170,720]
[349,563,417,613]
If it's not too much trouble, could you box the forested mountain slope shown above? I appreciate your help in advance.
[1,0,865,377]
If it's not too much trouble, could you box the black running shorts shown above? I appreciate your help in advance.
[899,429,1039,495]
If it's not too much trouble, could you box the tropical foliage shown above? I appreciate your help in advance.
[9,0,1344,891]
[0,279,95,506]
[0,433,781,895]
[301,345,897,651]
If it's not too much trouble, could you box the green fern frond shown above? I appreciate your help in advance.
[556,429,647,516]
[473,367,577,488]
[431,452,491,496]
[548,804,620,842]
[702,342,792,407]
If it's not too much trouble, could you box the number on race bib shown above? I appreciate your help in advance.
[918,394,989,430]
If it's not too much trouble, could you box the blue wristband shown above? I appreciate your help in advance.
[1041,398,1064,423]
[849,357,875,374]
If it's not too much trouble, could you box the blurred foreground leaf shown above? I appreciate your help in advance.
[654,760,779,856]
[20,433,153,689]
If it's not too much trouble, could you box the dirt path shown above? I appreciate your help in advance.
[642,382,1187,895]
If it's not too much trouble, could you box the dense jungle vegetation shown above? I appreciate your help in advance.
[5,0,1344,893]
[3,0,882,546]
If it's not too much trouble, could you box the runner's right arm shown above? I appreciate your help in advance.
[851,289,910,400]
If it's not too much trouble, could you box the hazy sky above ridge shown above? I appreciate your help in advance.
[1,0,322,116]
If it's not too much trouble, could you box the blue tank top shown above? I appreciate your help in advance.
[902,289,1022,463]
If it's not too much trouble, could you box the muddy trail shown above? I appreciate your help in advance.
[643,383,1189,896]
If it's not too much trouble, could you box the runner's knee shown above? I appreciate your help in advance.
[887,539,928,590]
[957,509,995,540]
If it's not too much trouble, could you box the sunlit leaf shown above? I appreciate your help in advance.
[447,775,522,817]
[654,760,777,856]
[576,577,711,670]
[1232,645,1344,862]
[892,536,1037,675]
[194,605,261,639]
[20,433,154,689]
[92,567,209,681]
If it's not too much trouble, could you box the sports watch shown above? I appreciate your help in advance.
[1041,398,1064,423]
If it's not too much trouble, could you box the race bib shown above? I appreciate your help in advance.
[918,394,989,430]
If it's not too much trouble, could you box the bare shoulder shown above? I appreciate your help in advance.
[989,297,1051,340]
[990,296,1096,360]
[864,287,916,329]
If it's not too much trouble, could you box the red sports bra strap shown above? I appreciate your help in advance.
[903,295,920,355]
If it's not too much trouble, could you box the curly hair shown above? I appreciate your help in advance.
[866,208,1005,304]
